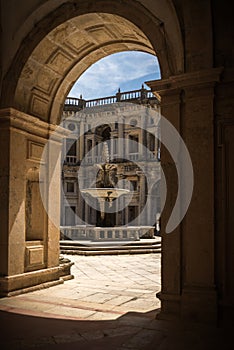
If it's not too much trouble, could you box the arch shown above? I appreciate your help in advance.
[1,0,184,123]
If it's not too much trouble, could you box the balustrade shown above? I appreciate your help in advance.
[65,155,78,164]
[64,88,158,110]
[60,225,154,241]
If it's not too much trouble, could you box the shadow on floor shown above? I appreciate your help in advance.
[0,308,160,349]
[0,308,233,350]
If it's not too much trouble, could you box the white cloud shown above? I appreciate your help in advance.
[68,51,161,99]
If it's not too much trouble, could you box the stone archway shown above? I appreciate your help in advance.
[1,0,184,121]
[1,0,234,328]
[0,1,185,301]
[1,0,223,326]
[14,13,156,123]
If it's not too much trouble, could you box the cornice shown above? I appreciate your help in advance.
[0,108,68,140]
[146,67,223,93]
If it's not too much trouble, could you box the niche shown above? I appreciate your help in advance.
[25,167,44,241]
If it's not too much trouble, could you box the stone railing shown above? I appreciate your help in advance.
[64,88,158,110]
[80,152,159,165]
[62,153,160,168]
[65,155,78,165]
[60,225,155,241]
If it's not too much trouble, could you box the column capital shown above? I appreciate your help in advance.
[146,67,223,95]
[0,107,68,141]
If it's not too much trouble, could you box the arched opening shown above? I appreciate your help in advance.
[60,51,161,236]
[2,0,234,336]
[67,51,160,99]
[14,13,158,123]
[1,0,184,120]
[0,0,186,326]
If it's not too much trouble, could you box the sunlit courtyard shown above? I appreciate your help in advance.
[0,254,161,349]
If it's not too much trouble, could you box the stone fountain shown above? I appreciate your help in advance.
[81,141,130,227]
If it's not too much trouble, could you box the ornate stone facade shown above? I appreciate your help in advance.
[60,88,161,240]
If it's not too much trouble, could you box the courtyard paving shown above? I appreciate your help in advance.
[0,254,161,349]
[0,253,232,349]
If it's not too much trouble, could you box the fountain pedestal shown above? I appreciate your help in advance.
[80,141,132,231]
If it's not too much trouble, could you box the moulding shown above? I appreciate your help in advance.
[0,108,68,141]
[146,67,223,93]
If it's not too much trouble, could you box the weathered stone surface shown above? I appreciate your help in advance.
[0,0,233,328]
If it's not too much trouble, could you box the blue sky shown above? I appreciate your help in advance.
[68,51,161,100]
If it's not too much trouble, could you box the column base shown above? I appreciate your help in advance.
[156,287,218,324]
[156,291,181,321]
[0,261,74,297]
[218,301,234,327]
[181,287,217,324]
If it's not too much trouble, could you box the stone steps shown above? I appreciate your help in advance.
[60,238,161,256]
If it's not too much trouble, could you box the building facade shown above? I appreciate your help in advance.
[60,87,161,240]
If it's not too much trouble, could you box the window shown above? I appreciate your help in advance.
[67,182,75,193]
[113,137,118,154]
[130,180,137,191]
[68,123,75,131]
[87,139,93,152]
[130,119,137,127]
[95,142,99,156]
[66,139,77,156]
[149,133,155,152]
[129,134,139,153]
[128,206,138,222]
[65,206,76,226]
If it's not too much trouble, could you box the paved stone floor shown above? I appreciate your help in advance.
[0,254,232,349]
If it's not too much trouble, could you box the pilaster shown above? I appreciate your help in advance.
[157,88,182,319]
[0,108,73,296]
[147,68,223,323]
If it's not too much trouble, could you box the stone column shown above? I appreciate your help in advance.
[138,170,146,225]
[76,124,80,161]
[0,108,73,296]
[158,87,182,320]
[77,175,85,225]
[79,120,85,161]
[147,169,159,226]
[180,81,218,322]
[215,69,234,322]
[91,135,95,162]
[115,199,119,226]
[118,116,124,159]
[147,68,222,323]
[108,137,111,161]
[140,116,147,160]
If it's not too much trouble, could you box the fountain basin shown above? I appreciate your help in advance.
[81,188,131,222]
